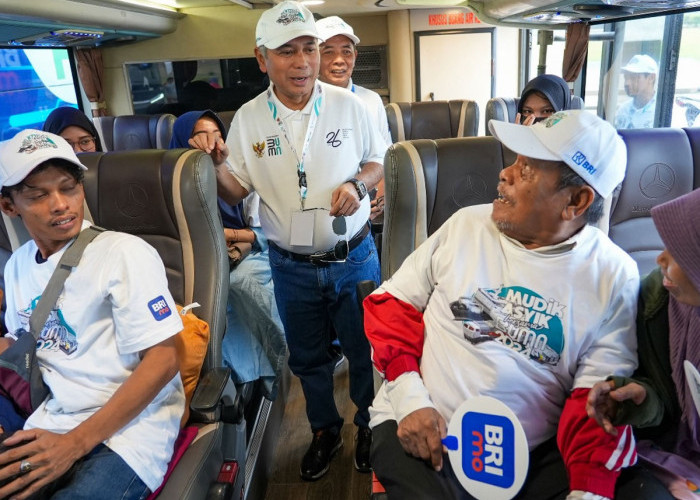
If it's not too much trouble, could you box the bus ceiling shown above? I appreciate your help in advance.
[1,0,700,48]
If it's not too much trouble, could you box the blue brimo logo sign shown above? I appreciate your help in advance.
[463,412,515,488]
[445,397,528,500]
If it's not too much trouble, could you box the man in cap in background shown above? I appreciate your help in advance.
[614,54,659,129]
[365,110,671,498]
[0,129,184,499]
[212,1,385,481]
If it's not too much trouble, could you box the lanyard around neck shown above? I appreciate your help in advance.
[267,83,323,210]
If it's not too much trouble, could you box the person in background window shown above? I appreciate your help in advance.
[516,74,572,126]
[169,110,286,400]
[43,107,102,153]
[587,188,700,499]
[614,54,658,130]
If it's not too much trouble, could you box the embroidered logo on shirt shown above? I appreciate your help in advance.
[450,286,565,365]
[148,296,172,321]
[326,129,342,147]
[266,136,282,156]
[18,133,58,154]
[252,141,265,158]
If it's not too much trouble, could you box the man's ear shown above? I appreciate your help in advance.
[254,47,268,74]
[562,185,595,221]
[0,195,18,218]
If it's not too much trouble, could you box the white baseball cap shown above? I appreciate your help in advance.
[255,1,320,50]
[0,129,87,188]
[621,54,658,74]
[316,16,360,45]
[488,110,626,198]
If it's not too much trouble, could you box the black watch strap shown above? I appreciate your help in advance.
[348,178,367,200]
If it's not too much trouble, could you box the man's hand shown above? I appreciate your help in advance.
[330,182,361,217]
[189,132,229,167]
[370,196,384,221]
[586,380,647,436]
[397,407,447,471]
[0,429,87,500]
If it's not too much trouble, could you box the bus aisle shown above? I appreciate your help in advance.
[264,359,372,500]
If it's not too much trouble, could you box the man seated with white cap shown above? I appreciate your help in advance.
[214,1,385,481]
[614,54,659,130]
[364,111,672,499]
[0,129,184,499]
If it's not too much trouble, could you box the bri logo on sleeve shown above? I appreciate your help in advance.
[148,296,172,321]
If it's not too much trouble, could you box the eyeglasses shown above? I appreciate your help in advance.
[65,136,96,152]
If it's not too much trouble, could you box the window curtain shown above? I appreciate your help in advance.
[562,23,590,82]
[75,48,107,117]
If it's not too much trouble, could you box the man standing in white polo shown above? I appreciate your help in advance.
[212,1,384,481]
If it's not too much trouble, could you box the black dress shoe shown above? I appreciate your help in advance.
[354,426,372,473]
[300,427,343,481]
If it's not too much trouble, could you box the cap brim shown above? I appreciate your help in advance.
[488,119,560,162]
[261,29,321,49]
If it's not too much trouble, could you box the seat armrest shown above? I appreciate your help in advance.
[190,367,239,423]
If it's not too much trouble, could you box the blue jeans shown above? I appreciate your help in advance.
[223,244,287,400]
[49,444,149,500]
[269,232,380,431]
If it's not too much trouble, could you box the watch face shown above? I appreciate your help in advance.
[358,181,367,198]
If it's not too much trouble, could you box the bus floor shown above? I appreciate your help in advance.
[264,359,372,500]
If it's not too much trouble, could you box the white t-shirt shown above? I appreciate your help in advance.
[369,204,640,449]
[225,81,386,253]
[4,223,185,491]
[347,79,392,150]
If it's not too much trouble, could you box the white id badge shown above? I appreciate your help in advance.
[290,210,314,246]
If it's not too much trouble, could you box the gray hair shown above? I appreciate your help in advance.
[557,163,605,224]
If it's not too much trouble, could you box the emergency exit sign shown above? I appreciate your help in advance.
[428,12,481,26]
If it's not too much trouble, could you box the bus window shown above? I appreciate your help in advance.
[0,47,81,139]
[672,12,700,128]
[527,28,566,80]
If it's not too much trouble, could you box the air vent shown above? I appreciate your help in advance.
[11,29,104,47]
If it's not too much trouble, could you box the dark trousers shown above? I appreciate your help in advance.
[371,420,674,500]
[269,234,379,431]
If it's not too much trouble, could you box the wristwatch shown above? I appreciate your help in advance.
[348,178,368,200]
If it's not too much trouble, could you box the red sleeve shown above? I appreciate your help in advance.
[557,388,637,498]
[363,291,425,382]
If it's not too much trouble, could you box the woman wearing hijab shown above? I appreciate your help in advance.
[170,110,286,400]
[42,106,102,153]
[516,74,572,125]
[588,188,700,499]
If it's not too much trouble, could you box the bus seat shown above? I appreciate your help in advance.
[610,128,696,276]
[381,136,503,280]
[683,126,700,188]
[385,100,479,143]
[484,95,584,135]
[77,148,244,499]
[217,110,236,135]
[93,114,176,151]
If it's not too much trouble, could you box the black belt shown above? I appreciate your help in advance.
[271,222,371,265]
